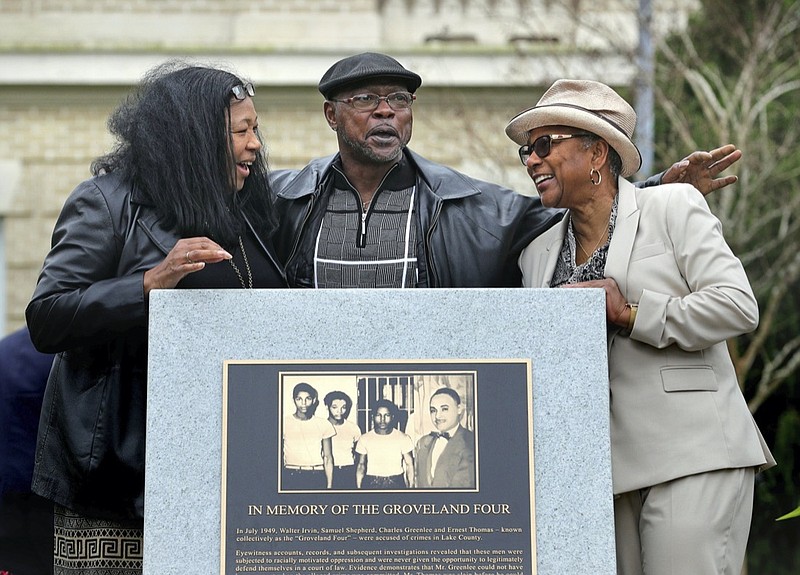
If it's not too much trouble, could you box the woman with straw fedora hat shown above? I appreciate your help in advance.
[506,79,775,575]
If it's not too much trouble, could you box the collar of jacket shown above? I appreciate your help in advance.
[275,148,484,202]
[122,176,284,278]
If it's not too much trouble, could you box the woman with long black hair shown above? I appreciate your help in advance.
[26,61,286,575]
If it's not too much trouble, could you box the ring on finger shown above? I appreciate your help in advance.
[186,251,194,264]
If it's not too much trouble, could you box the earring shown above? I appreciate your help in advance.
[590,168,602,186]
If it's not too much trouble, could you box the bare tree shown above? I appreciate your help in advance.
[655,0,800,414]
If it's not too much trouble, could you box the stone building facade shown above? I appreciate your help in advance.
[0,0,699,330]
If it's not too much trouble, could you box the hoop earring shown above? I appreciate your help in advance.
[590,168,602,186]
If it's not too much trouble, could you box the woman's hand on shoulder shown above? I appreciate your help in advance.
[143,237,232,295]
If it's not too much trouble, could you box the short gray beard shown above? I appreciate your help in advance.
[339,128,405,164]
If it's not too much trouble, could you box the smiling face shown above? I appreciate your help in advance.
[228,97,261,192]
[324,81,413,167]
[429,392,463,432]
[524,126,594,209]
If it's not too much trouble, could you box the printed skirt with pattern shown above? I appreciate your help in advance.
[53,505,143,575]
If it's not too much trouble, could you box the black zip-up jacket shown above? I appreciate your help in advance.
[271,148,564,288]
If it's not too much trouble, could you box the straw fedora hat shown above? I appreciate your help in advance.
[505,79,642,177]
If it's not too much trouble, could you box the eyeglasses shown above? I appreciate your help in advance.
[231,83,255,100]
[518,133,590,164]
[329,92,416,111]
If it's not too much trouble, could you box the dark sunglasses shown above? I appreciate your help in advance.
[231,82,255,100]
[518,133,590,165]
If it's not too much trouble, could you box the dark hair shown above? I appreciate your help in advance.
[292,382,319,416]
[581,133,623,179]
[92,60,275,248]
[324,390,353,418]
[293,382,318,400]
[431,387,461,405]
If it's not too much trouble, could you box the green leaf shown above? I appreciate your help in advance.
[776,505,800,521]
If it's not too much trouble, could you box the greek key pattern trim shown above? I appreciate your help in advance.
[54,506,143,575]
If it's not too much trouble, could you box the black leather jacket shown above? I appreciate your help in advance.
[271,148,564,288]
[26,171,284,520]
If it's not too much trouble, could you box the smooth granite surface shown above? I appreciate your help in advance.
[145,288,614,574]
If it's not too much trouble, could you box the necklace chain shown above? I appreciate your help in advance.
[228,235,253,289]
[576,232,607,260]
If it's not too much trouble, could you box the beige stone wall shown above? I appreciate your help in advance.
[0,0,696,52]
[0,88,117,329]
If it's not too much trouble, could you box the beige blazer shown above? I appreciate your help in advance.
[520,178,775,494]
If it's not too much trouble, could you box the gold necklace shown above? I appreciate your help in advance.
[228,235,253,289]
[576,232,607,260]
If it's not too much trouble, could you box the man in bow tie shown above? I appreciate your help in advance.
[415,388,476,489]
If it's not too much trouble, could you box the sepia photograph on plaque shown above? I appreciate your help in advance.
[221,359,535,575]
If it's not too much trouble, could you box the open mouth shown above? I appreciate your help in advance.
[367,125,399,143]
[237,161,252,178]
[533,173,553,192]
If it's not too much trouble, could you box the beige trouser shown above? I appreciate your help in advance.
[614,468,755,575]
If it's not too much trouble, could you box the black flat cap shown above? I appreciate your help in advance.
[318,52,422,99]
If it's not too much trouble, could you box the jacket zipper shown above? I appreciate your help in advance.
[337,164,397,250]
[359,210,368,249]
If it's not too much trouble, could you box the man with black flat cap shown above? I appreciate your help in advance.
[270,52,742,289]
